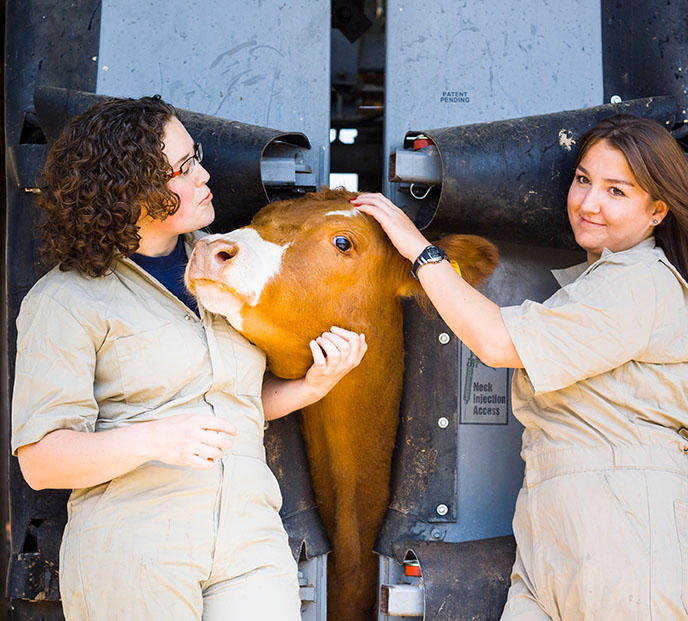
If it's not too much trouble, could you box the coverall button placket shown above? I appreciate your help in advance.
[122,254,231,564]
[201,312,229,551]
[127,256,228,557]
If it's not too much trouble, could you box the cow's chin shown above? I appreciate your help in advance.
[193,283,246,331]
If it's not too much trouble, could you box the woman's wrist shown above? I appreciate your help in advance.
[405,240,432,263]
[263,376,321,420]
[133,421,162,463]
[301,376,329,405]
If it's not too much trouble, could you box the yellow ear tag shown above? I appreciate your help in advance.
[449,260,462,278]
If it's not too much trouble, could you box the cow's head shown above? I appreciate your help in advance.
[186,188,497,378]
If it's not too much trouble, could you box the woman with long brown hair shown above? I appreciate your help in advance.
[353,114,688,619]
[12,95,366,620]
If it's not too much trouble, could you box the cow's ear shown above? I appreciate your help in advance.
[436,234,498,287]
[397,234,498,305]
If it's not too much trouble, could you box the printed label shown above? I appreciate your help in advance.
[440,90,471,103]
[459,344,509,424]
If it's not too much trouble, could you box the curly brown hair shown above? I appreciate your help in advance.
[36,95,180,277]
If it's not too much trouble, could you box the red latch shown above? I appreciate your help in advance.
[404,562,422,577]
[413,137,432,150]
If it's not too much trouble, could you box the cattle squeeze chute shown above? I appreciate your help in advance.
[6,2,688,620]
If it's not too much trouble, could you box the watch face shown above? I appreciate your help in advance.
[426,246,443,261]
[412,245,447,279]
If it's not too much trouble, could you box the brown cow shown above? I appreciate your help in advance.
[186,188,497,620]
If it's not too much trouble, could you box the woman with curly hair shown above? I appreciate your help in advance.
[11,95,366,620]
[353,115,688,619]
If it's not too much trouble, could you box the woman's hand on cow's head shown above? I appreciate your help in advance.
[350,193,429,262]
[304,326,367,399]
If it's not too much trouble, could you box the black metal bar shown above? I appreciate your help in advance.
[375,300,459,557]
[4,2,102,617]
[602,0,688,121]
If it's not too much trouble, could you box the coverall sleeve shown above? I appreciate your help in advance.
[11,292,98,454]
[500,260,655,394]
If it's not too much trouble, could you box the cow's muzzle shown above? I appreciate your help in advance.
[188,237,241,280]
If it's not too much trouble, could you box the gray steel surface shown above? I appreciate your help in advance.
[384,0,604,206]
[97,0,330,186]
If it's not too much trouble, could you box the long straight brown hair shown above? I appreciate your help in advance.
[575,114,688,281]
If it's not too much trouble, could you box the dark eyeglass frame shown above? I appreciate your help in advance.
[169,142,203,179]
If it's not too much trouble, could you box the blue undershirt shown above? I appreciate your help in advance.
[130,236,199,315]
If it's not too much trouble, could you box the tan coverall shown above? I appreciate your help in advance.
[500,238,688,620]
[12,233,301,621]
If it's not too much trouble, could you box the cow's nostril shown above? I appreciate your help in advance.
[215,248,237,263]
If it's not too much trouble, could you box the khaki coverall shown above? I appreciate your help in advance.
[500,238,688,620]
[12,234,301,621]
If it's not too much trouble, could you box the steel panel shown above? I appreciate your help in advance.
[97,0,330,184]
[384,0,603,204]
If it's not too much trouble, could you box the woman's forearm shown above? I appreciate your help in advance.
[262,374,321,421]
[16,413,238,490]
[16,426,155,490]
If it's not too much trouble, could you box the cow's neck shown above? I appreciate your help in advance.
[298,307,404,597]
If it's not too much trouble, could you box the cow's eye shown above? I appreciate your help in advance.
[333,236,352,252]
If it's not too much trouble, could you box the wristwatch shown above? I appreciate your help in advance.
[411,245,449,279]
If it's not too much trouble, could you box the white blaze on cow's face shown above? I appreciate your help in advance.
[186,229,288,330]
[324,208,358,218]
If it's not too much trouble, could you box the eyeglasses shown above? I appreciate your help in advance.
[169,142,203,179]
